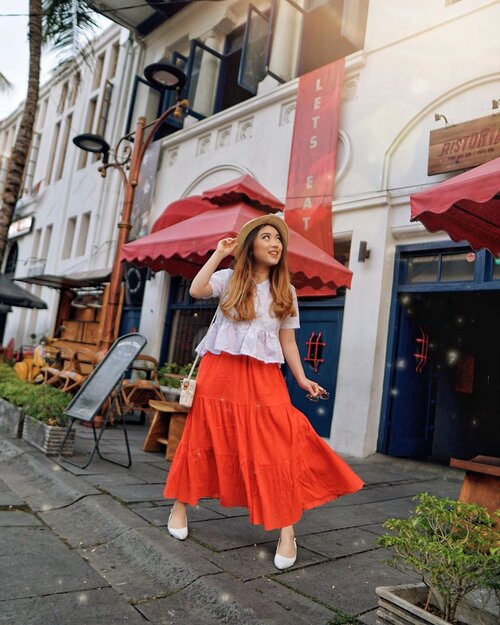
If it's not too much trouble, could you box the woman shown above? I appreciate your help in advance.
[164,214,363,569]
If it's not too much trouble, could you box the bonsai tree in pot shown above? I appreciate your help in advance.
[378,493,499,625]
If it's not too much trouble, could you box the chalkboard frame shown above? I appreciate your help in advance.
[64,333,147,421]
[58,333,148,469]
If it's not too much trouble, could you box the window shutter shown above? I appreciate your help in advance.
[238,4,271,94]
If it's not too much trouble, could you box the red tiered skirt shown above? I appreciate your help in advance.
[164,352,363,530]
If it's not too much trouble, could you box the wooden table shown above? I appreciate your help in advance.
[143,400,189,461]
[449,455,500,526]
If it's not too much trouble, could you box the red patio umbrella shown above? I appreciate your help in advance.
[410,156,500,256]
[151,195,214,232]
[122,203,352,290]
[201,174,284,212]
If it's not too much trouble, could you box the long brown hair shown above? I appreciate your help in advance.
[220,225,296,321]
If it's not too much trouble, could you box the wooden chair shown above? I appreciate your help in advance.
[56,347,98,394]
[119,354,164,423]
[39,346,74,386]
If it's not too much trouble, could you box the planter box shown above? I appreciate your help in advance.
[22,414,75,456]
[0,397,24,437]
[376,583,498,625]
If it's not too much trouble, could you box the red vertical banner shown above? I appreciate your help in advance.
[285,60,344,296]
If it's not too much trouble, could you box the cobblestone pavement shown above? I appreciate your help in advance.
[0,423,463,625]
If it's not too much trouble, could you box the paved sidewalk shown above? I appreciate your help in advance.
[0,423,464,625]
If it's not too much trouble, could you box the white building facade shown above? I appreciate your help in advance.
[2,0,499,460]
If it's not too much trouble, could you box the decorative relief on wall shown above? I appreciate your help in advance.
[335,130,351,183]
[166,147,178,167]
[280,101,296,126]
[197,135,212,156]
[343,74,359,100]
[216,126,232,149]
[237,118,254,141]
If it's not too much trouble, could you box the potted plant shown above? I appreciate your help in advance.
[0,363,26,437]
[21,385,74,455]
[0,362,73,455]
[158,362,198,400]
[377,493,499,625]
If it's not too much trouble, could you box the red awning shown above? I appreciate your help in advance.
[201,174,284,212]
[122,203,352,290]
[151,196,214,232]
[410,156,500,256]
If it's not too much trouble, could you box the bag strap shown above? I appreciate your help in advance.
[185,308,218,381]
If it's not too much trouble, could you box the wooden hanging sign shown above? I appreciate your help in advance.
[428,114,500,175]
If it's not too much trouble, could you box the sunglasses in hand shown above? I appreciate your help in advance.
[306,389,330,402]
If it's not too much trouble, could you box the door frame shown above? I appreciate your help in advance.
[377,241,500,454]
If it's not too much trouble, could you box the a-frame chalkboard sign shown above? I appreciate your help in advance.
[58,333,147,469]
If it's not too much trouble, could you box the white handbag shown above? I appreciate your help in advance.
[179,359,199,408]
[178,310,218,408]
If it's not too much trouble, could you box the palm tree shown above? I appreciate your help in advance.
[0,0,97,267]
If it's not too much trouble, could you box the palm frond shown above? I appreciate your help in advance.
[0,72,13,93]
[42,0,99,53]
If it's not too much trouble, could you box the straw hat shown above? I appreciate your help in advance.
[235,214,289,257]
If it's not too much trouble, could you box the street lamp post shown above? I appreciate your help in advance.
[73,62,188,351]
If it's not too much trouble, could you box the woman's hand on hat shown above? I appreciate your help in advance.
[216,237,238,258]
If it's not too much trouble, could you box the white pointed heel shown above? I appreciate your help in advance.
[167,510,188,541]
[274,537,297,570]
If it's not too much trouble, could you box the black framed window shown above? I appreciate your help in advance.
[266,0,369,83]
[162,51,189,128]
[399,247,500,287]
[138,0,369,129]
[164,277,218,366]
[239,4,271,94]
[126,76,163,136]
[126,75,182,140]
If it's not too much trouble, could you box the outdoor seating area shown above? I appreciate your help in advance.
[0,337,189,462]
[11,342,98,394]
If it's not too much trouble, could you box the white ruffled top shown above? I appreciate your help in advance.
[196,269,300,364]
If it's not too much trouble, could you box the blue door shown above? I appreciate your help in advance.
[385,301,436,457]
[119,307,142,336]
[284,305,343,437]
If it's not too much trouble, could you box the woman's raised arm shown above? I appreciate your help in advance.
[189,238,237,298]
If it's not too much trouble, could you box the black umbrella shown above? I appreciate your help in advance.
[0,274,47,309]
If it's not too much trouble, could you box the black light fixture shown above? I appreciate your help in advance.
[72,133,111,163]
[358,241,371,263]
[143,59,187,92]
[72,133,110,154]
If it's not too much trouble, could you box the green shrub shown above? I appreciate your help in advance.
[378,493,500,623]
[0,362,18,381]
[22,384,71,426]
[0,363,71,426]
[158,362,198,388]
